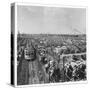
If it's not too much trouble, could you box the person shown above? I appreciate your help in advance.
[17,43,36,85]
[17,50,29,85]
[66,65,73,81]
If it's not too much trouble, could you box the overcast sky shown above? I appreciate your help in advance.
[17,5,86,34]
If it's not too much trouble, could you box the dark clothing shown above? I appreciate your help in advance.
[17,59,29,85]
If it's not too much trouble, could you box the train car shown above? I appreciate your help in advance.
[24,44,36,61]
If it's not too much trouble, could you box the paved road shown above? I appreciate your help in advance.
[28,54,49,84]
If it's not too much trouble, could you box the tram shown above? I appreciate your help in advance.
[24,44,36,61]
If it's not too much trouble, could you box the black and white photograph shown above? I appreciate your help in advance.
[11,3,87,86]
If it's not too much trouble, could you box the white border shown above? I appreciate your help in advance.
[16,2,87,8]
[15,3,17,86]
[14,2,87,87]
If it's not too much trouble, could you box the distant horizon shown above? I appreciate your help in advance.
[17,31,86,35]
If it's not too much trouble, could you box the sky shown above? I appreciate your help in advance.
[17,5,86,34]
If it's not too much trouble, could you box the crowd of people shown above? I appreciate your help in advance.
[37,44,86,82]
[17,35,86,84]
